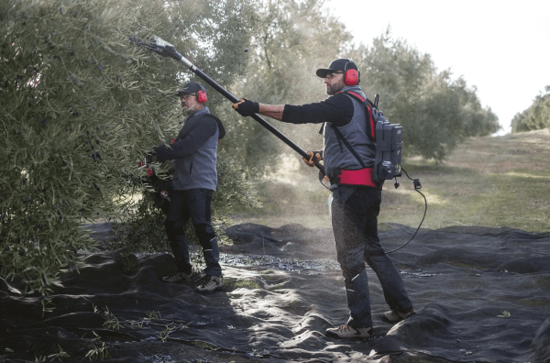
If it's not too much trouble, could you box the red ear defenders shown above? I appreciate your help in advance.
[197,88,207,103]
[197,90,207,103]
[343,60,359,86]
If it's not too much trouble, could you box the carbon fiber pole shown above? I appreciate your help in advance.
[177,57,325,173]
[134,36,324,173]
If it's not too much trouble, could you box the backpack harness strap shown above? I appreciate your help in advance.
[330,91,381,189]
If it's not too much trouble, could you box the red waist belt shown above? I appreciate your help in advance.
[336,168,380,188]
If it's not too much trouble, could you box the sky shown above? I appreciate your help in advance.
[327,0,550,135]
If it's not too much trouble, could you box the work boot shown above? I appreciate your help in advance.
[195,275,223,293]
[326,324,374,339]
[382,308,415,323]
[162,269,204,283]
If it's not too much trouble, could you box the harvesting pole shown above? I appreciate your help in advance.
[130,36,325,173]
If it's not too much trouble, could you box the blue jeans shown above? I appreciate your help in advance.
[165,189,222,276]
[331,185,413,328]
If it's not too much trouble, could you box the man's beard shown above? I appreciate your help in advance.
[326,81,345,95]
[182,104,196,116]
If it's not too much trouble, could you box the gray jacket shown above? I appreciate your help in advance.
[323,86,376,178]
[154,107,225,191]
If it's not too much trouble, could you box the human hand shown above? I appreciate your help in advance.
[145,153,156,164]
[233,98,259,116]
[138,162,154,177]
[302,151,322,167]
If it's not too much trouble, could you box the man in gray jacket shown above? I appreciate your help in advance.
[153,82,225,293]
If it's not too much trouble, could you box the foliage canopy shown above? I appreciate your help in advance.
[0,0,258,299]
[219,0,352,175]
[351,31,500,161]
[227,18,500,164]
[511,86,550,133]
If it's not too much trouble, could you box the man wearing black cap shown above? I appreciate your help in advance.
[233,59,415,338]
[153,82,226,294]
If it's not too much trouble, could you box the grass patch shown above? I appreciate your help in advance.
[223,277,262,290]
[230,130,550,233]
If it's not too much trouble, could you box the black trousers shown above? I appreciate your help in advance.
[165,189,222,276]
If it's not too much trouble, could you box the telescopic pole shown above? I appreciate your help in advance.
[133,36,325,173]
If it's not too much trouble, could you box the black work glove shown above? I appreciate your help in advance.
[233,98,259,116]
[146,153,156,164]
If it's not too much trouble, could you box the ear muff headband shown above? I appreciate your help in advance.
[344,60,359,86]
[197,90,207,103]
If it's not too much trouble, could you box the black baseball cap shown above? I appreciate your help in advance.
[316,59,358,78]
[176,82,206,96]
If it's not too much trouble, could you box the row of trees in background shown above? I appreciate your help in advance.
[221,17,499,166]
[351,32,499,160]
[216,0,353,175]
[1,0,500,299]
[511,86,550,132]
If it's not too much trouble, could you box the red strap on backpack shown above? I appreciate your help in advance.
[339,91,376,140]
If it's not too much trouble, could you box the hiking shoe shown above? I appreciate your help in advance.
[382,308,415,323]
[195,275,223,293]
[162,270,204,283]
[326,324,374,339]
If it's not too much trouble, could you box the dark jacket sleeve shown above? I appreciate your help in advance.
[154,118,218,161]
[281,93,354,126]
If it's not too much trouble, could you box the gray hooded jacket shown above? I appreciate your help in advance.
[154,107,225,191]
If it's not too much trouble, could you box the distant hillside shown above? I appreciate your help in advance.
[386,129,550,233]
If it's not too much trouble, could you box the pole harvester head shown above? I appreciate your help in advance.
[129,34,322,174]
[129,35,189,64]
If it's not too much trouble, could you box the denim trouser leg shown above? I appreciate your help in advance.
[165,189,222,276]
[332,186,413,328]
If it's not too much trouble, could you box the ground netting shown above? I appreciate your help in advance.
[1,222,550,362]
